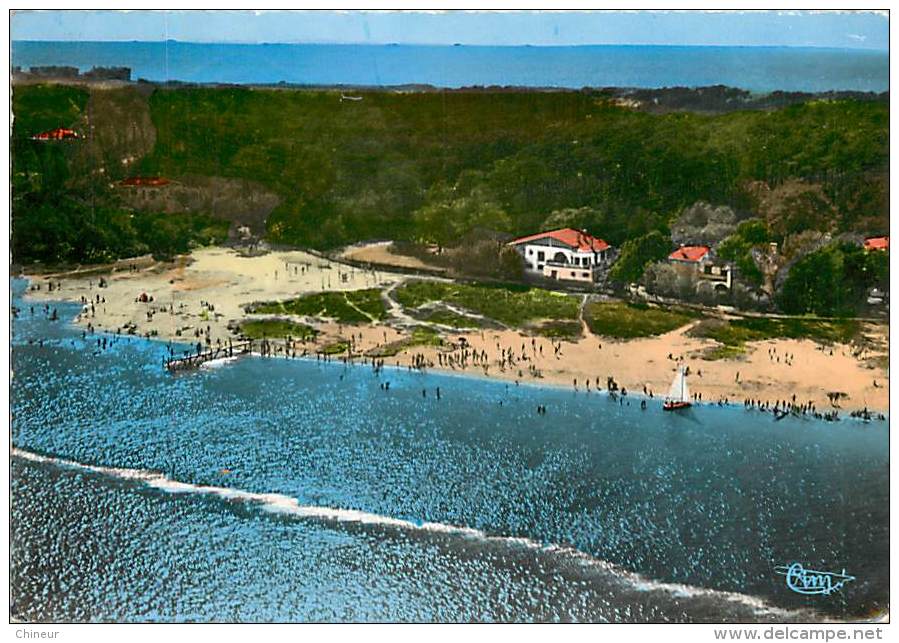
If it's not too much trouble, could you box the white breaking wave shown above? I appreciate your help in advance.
[12,447,818,620]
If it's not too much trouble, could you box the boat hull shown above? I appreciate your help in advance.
[663,401,691,411]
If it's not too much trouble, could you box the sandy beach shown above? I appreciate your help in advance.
[338,241,445,272]
[21,246,889,414]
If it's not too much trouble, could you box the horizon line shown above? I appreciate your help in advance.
[11,39,889,53]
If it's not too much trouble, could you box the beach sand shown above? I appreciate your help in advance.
[25,247,400,346]
[339,241,444,272]
[22,247,889,414]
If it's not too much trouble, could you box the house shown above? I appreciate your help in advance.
[864,236,889,252]
[31,127,79,141]
[668,245,732,291]
[120,176,171,187]
[508,228,613,283]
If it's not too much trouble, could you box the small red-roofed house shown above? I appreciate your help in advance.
[507,228,613,283]
[31,127,79,141]
[864,236,889,252]
[668,245,731,291]
[668,245,710,264]
[120,176,171,187]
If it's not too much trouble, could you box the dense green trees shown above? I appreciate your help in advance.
[132,87,888,250]
[715,219,771,286]
[11,85,228,265]
[608,231,671,284]
[11,193,228,265]
[12,83,889,301]
[778,243,888,316]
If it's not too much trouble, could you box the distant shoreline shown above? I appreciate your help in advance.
[9,74,889,117]
[11,38,889,52]
[10,75,892,96]
[12,40,888,94]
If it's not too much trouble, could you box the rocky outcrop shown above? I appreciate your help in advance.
[670,202,738,246]
[116,175,280,233]
[68,86,156,185]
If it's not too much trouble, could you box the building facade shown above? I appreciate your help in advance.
[668,245,732,291]
[508,228,613,283]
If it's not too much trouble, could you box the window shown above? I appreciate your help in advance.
[570,271,576,277]
[537,251,545,261]
[527,249,532,256]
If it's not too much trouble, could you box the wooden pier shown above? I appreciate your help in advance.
[164,340,254,372]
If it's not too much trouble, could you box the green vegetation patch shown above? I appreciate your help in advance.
[865,355,889,372]
[366,326,444,358]
[12,85,230,265]
[138,87,887,254]
[321,340,351,355]
[690,316,860,346]
[530,320,583,341]
[13,205,229,265]
[778,242,889,316]
[584,301,698,339]
[251,289,386,323]
[413,307,487,329]
[608,231,671,284]
[12,84,89,138]
[239,318,317,340]
[699,344,747,361]
[715,219,770,287]
[394,280,578,327]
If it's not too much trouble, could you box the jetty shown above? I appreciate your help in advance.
[164,340,254,372]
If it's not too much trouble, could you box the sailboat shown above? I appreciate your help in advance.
[663,366,691,411]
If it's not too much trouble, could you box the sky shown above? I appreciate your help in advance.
[10,10,889,50]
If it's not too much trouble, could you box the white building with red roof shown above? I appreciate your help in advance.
[668,244,731,290]
[507,228,614,283]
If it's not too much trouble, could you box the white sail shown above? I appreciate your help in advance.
[681,373,690,403]
[667,367,690,403]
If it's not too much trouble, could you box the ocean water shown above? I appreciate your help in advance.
[11,41,889,93]
[10,279,889,622]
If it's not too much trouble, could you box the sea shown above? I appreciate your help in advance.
[9,278,889,622]
[11,41,889,93]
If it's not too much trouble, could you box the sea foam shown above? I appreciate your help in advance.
[12,446,819,621]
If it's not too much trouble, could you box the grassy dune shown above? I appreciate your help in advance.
[394,281,579,327]
[584,302,698,338]
[250,289,386,323]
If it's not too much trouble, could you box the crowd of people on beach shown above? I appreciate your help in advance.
[15,272,888,424]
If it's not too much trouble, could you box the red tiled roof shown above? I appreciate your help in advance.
[864,236,889,251]
[669,246,710,263]
[120,176,170,187]
[509,228,610,252]
[32,127,78,141]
